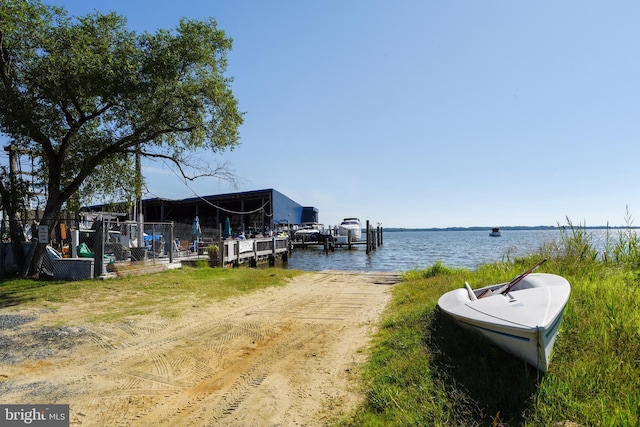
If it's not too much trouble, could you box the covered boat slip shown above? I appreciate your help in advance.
[140,189,319,239]
[438,273,571,372]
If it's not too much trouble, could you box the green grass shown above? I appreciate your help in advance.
[343,221,640,427]
[0,266,304,322]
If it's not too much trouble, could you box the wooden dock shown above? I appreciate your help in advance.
[290,221,383,254]
[220,236,289,267]
[210,220,383,267]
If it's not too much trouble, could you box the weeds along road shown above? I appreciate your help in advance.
[0,271,399,426]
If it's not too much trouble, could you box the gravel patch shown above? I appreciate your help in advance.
[0,325,89,364]
[0,314,38,330]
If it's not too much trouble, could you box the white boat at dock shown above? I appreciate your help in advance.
[338,218,362,241]
[437,261,570,372]
[293,222,324,241]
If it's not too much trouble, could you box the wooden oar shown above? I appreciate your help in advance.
[499,258,547,295]
[477,259,547,299]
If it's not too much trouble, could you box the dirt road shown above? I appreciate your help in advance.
[0,270,399,426]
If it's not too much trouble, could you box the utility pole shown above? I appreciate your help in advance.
[135,144,144,258]
[3,145,24,241]
[2,145,28,274]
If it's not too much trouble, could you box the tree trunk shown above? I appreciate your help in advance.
[22,227,49,279]
[22,198,61,279]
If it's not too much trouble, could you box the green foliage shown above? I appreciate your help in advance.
[402,261,465,281]
[0,2,243,206]
[604,206,640,267]
[1,0,244,275]
[550,217,598,266]
[78,152,137,208]
[527,269,640,427]
[206,244,220,264]
[537,212,640,270]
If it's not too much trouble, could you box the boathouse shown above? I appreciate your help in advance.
[140,188,318,239]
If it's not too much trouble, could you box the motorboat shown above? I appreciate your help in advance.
[490,227,502,237]
[293,222,324,241]
[338,218,362,241]
[437,261,570,372]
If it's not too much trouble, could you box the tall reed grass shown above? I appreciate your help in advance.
[344,218,640,427]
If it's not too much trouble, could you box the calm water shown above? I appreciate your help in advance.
[286,229,612,272]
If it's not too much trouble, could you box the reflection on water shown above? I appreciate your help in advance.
[286,228,614,272]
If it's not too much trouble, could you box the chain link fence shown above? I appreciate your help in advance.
[1,218,194,279]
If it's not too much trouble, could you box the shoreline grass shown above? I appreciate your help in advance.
[343,221,640,426]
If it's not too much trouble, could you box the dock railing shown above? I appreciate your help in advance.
[222,236,289,267]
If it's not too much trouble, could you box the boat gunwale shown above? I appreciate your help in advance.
[437,273,571,372]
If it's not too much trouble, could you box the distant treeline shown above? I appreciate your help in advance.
[383,225,640,232]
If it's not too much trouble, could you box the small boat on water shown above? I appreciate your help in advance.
[437,260,570,372]
[490,227,502,237]
[338,217,362,241]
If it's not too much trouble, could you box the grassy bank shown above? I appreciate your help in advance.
[344,222,640,426]
[0,266,304,322]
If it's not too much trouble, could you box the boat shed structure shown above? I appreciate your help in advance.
[141,188,318,239]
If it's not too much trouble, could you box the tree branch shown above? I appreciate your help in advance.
[133,149,237,183]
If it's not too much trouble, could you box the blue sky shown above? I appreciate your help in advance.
[18,1,640,227]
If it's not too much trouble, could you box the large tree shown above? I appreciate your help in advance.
[0,1,243,277]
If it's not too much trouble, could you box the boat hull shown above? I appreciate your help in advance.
[437,273,570,372]
[338,218,362,241]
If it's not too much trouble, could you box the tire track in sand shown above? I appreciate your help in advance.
[0,271,399,426]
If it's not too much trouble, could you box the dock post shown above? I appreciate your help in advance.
[218,223,223,267]
[373,227,377,249]
[366,220,370,254]
[347,229,352,250]
[372,227,375,251]
[272,236,276,260]
[169,222,174,263]
[371,224,377,251]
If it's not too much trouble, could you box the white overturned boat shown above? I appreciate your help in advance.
[437,261,570,372]
[338,218,362,241]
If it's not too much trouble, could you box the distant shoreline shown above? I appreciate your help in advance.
[383,225,639,232]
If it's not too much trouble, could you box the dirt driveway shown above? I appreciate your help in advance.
[0,270,399,426]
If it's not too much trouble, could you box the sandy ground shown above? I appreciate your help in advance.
[0,270,399,426]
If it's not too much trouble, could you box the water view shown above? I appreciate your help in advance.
[286,228,614,272]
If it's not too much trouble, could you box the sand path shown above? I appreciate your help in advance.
[0,270,399,426]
